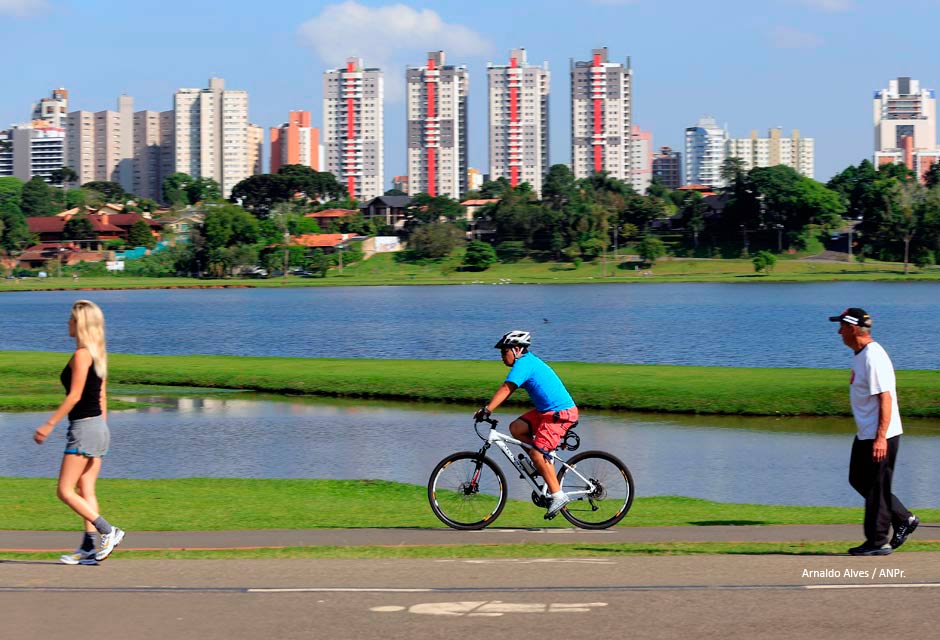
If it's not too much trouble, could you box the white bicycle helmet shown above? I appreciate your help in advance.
[494,330,532,349]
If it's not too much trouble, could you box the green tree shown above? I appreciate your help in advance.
[186,177,221,204]
[924,163,940,189]
[0,199,31,251]
[542,164,579,210]
[202,205,260,250]
[0,176,23,206]
[752,250,777,274]
[81,181,125,202]
[230,174,293,217]
[127,219,157,248]
[406,223,463,259]
[637,235,666,266]
[162,173,192,207]
[62,216,96,241]
[462,240,498,271]
[479,177,512,199]
[384,188,407,196]
[277,165,347,203]
[21,176,55,216]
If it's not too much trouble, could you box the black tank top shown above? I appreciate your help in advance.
[60,357,103,421]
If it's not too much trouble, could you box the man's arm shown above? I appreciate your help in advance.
[872,391,892,462]
[475,382,518,419]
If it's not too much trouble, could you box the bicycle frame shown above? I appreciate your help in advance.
[474,419,597,499]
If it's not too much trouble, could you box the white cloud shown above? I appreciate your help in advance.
[798,0,853,12]
[770,26,824,49]
[0,0,47,16]
[299,2,492,102]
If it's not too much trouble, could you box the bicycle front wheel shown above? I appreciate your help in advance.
[557,450,634,529]
[428,452,507,530]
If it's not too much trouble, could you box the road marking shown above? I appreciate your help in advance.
[371,601,609,617]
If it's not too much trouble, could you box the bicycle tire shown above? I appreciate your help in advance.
[556,450,634,529]
[428,452,508,530]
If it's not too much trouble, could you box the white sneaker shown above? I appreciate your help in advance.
[95,527,125,561]
[60,548,98,565]
[544,492,571,519]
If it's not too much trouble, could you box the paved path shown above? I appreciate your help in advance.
[1,523,938,551]
[3,555,940,639]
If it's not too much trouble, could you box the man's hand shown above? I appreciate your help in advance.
[473,406,492,422]
[872,436,887,462]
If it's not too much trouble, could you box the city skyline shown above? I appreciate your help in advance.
[4,0,940,184]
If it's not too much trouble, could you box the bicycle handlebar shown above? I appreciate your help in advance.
[473,415,498,440]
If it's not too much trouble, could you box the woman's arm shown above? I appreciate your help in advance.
[101,377,107,422]
[33,349,91,445]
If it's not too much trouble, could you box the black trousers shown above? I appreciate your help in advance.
[848,435,913,546]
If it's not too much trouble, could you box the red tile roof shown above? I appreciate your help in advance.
[291,233,347,248]
[460,199,500,206]
[304,209,359,218]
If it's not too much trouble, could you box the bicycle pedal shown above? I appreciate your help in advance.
[543,512,557,521]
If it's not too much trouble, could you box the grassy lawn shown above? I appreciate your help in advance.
[4,477,940,532]
[5,351,940,417]
[3,254,940,292]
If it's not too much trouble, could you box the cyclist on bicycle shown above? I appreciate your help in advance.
[474,330,579,519]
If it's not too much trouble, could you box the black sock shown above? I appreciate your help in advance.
[92,516,112,535]
[81,532,97,552]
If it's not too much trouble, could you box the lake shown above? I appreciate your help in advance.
[1,281,938,368]
[4,395,939,507]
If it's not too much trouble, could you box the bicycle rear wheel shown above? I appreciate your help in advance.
[557,450,634,529]
[428,452,507,530]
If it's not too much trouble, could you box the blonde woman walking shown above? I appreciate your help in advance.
[33,300,125,565]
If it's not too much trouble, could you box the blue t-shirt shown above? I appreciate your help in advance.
[505,353,575,413]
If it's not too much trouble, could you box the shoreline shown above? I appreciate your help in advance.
[4,351,940,417]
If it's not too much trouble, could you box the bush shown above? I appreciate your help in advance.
[752,250,777,274]
[637,236,667,265]
[495,241,526,263]
[462,241,498,271]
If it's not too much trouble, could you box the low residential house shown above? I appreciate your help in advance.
[304,208,360,231]
[360,195,411,228]
[17,242,106,270]
[290,233,360,253]
[159,212,205,244]
[458,199,500,222]
[28,207,162,249]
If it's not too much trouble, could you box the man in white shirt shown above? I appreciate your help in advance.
[831,307,919,556]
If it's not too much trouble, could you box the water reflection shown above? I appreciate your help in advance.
[2,395,939,508]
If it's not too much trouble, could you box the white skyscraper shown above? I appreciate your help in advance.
[406,51,469,198]
[570,47,633,181]
[685,116,728,188]
[324,58,384,202]
[0,123,66,184]
[174,77,250,198]
[873,76,940,180]
[487,48,550,194]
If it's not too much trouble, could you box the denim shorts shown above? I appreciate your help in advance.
[64,415,110,458]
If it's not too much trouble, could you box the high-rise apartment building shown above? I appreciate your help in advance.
[873,76,940,180]
[487,48,550,194]
[570,47,632,181]
[247,124,264,176]
[174,77,251,198]
[324,58,384,202]
[727,128,815,178]
[652,146,682,189]
[630,125,652,194]
[685,116,728,188]
[132,109,175,202]
[406,51,469,198]
[32,88,69,128]
[270,111,321,173]
[0,123,66,184]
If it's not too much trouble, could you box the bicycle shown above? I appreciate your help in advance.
[427,416,634,530]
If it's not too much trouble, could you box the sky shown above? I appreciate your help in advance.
[4,0,940,184]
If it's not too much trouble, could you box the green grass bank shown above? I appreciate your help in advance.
[4,253,940,292]
[4,351,940,417]
[5,478,940,532]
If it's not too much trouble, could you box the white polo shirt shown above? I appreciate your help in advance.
[850,341,902,440]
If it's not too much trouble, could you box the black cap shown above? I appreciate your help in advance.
[829,307,872,327]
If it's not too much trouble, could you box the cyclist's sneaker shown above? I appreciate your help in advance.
[848,541,893,556]
[96,527,125,561]
[544,492,571,520]
[60,548,98,566]
[891,515,920,549]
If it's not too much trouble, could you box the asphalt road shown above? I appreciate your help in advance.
[3,554,940,639]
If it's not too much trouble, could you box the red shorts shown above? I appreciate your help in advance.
[519,407,579,452]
